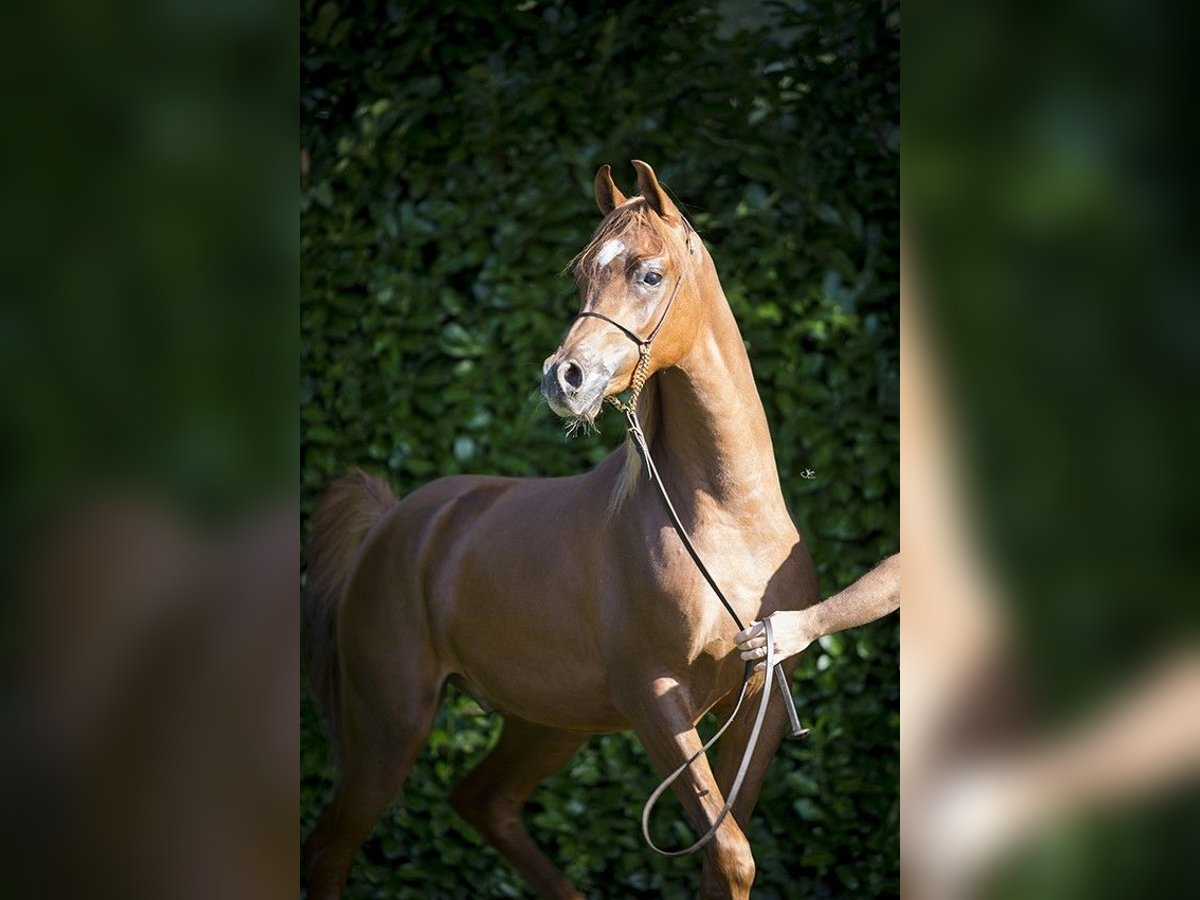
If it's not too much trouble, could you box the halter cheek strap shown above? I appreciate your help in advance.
[575,269,681,350]
[574,276,678,416]
[572,228,694,414]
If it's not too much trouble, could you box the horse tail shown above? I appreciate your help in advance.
[303,469,398,763]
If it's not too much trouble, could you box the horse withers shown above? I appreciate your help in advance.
[303,160,818,899]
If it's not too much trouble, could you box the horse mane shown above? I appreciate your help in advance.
[570,197,692,283]
[607,375,660,518]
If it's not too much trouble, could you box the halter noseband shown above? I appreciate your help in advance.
[571,223,696,415]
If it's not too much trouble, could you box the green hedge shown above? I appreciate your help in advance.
[301,1,898,896]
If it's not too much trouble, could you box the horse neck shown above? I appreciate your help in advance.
[649,256,786,515]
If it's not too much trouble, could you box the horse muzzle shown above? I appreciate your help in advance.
[541,356,608,420]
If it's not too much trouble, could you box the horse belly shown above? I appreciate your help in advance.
[450,650,627,733]
[430,485,627,732]
[440,583,626,731]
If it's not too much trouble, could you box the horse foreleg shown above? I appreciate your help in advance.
[450,715,588,900]
[624,676,756,900]
[711,661,798,830]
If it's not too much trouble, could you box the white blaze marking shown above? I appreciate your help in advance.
[596,239,624,269]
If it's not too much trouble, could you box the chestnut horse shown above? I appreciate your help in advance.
[303,160,818,899]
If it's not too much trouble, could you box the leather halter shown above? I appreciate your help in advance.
[571,225,694,416]
[568,220,808,856]
[575,258,683,351]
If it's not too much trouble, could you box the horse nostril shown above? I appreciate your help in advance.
[558,360,584,393]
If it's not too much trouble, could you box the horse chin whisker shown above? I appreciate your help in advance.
[563,410,600,438]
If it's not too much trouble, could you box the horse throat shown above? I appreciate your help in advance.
[605,253,788,524]
[656,302,782,510]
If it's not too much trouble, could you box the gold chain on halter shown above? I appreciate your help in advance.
[605,342,652,416]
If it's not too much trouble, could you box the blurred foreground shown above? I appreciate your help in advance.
[0,1,297,898]
[904,1,1200,897]
[12,497,298,899]
[901,258,1200,899]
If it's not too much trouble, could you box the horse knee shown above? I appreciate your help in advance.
[721,837,756,894]
[703,830,756,899]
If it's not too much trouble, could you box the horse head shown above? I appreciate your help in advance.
[541,160,701,425]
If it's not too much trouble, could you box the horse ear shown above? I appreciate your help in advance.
[631,159,680,221]
[594,164,626,215]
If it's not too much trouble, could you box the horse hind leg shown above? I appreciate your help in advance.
[450,716,588,900]
[304,641,443,899]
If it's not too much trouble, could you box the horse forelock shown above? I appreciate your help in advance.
[569,199,691,284]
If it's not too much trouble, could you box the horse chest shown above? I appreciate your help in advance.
[651,513,774,579]
[624,523,776,634]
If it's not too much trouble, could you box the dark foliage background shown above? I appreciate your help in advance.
[301,1,898,897]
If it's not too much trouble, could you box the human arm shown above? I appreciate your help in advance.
[735,553,900,669]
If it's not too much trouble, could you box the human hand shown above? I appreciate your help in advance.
[734,611,815,671]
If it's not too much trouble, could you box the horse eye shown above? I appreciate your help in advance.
[643,271,663,286]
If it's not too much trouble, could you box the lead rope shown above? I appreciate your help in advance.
[640,619,777,856]
[621,402,805,856]
[572,227,805,856]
